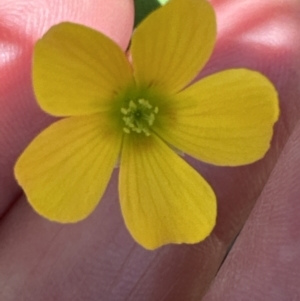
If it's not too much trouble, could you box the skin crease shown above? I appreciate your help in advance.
[0,0,299,300]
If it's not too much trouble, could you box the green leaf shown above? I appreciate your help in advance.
[134,0,161,28]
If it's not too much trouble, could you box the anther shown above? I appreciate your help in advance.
[121,98,159,136]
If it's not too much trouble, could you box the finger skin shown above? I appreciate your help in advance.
[202,119,300,301]
[0,0,299,301]
[194,0,300,245]
[0,0,134,215]
[0,173,225,301]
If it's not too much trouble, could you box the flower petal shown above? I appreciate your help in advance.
[15,114,122,222]
[156,69,279,166]
[119,134,216,250]
[33,22,133,116]
[130,0,216,94]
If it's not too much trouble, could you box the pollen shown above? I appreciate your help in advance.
[121,99,159,136]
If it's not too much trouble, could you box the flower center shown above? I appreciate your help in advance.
[121,99,159,136]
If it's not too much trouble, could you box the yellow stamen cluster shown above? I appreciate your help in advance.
[121,99,159,136]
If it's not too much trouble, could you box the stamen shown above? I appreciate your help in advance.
[121,98,159,136]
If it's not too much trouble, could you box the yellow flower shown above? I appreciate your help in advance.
[15,0,279,250]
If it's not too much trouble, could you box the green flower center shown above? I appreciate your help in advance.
[121,98,159,136]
